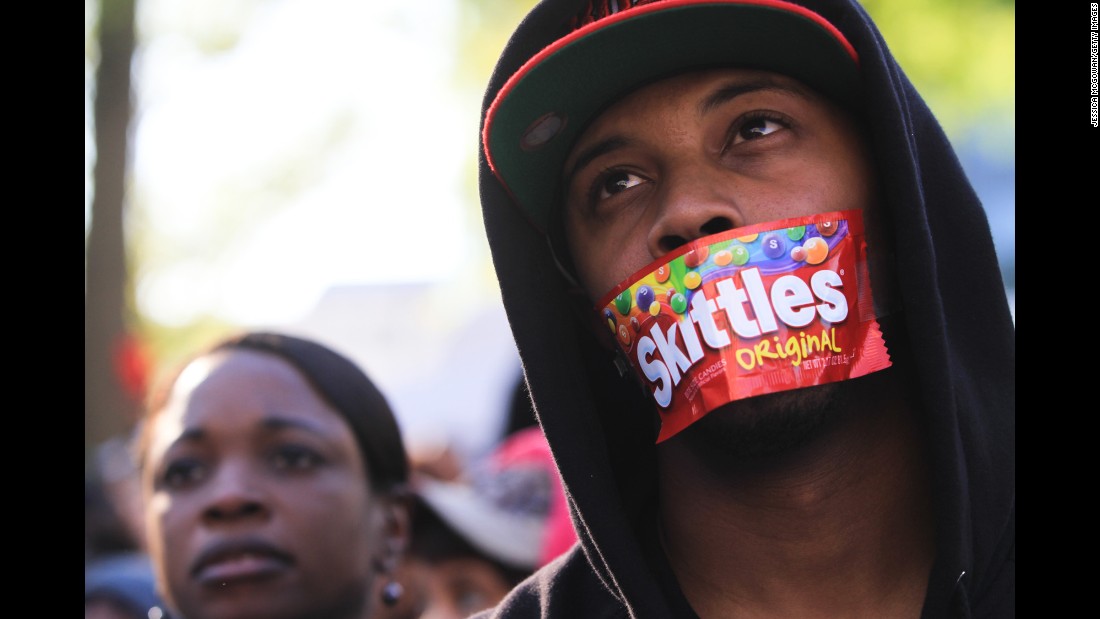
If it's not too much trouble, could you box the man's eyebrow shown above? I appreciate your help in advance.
[563,136,631,189]
[698,79,810,115]
[564,79,811,186]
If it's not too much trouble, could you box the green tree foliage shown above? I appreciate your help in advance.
[858,0,1015,155]
[453,0,1015,153]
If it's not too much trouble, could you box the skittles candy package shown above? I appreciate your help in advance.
[596,210,892,442]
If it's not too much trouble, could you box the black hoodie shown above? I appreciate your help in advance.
[475,1,1015,617]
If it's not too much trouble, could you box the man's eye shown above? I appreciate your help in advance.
[598,171,645,199]
[731,115,786,145]
[271,445,323,471]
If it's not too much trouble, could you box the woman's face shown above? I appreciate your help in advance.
[142,348,401,619]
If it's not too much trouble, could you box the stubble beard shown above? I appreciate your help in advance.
[674,381,851,467]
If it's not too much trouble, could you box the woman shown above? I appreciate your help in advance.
[137,331,411,619]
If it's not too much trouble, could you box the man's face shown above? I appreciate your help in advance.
[561,68,877,303]
[561,68,886,455]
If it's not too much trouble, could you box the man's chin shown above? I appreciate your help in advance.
[673,382,848,464]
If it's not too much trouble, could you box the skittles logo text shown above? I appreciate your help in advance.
[635,266,847,407]
[601,218,855,410]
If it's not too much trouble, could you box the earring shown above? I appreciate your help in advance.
[381,580,403,607]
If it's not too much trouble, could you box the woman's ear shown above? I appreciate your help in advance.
[369,492,413,612]
[374,492,411,576]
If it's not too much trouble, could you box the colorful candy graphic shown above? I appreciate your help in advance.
[761,233,785,259]
[617,323,631,346]
[669,292,687,314]
[655,264,671,283]
[614,289,632,315]
[730,243,750,266]
[684,246,709,268]
[803,236,829,265]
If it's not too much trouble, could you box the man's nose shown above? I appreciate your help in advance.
[646,167,743,258]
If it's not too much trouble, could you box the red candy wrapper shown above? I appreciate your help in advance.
[595,210,891,443]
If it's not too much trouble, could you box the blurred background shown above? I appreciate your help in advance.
[85,0,1015,475]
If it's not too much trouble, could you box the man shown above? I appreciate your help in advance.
[476,1,1015,618]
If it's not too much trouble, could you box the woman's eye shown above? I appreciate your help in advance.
[162,459,206,489]
[270,444,323,471]
[731,115,786,145]
[597,170,645,199]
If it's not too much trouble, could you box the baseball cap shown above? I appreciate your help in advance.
[414,427,576,570]
[481,0,862,234]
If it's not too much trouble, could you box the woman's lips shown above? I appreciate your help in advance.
[195,553,290,584]
[191,537,294,585]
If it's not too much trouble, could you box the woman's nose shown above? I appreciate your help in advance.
[646,167,743,257]
[201,462,269,524]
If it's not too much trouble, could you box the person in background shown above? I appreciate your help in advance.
[474,0,1014,617]
[91,426,150,550]
[86,552,173,619]
[86,475,141,564]
[136,331,412,619]
[390,426,577,619]
[87,430,168,619]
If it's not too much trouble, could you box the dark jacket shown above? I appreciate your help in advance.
[474,1,1015,617]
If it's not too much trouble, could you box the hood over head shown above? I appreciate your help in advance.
[476,1,1014,617]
